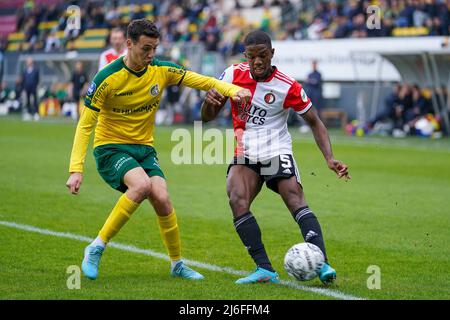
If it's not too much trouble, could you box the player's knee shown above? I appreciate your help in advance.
[154,191,170,206]
[129,179,152,202]
[149,188,171,208]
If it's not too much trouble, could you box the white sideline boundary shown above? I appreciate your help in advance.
[0,220,365,300]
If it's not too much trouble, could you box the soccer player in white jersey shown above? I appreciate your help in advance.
[98,28,128,71]
[201,30,350,285]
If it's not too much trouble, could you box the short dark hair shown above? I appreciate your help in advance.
[127,19,160,43]
[244,30,272,49]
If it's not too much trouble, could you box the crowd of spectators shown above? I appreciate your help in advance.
[367,82,448,136]
[2,0,448,131]
[290,0,450,40]
[6,0,450,57]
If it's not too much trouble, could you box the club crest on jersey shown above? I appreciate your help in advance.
[87,82,96,96]
[264,93,276,104]
[150,84,159,97]
[301,88,308,103]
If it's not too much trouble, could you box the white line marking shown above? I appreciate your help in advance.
[0,220,365,300]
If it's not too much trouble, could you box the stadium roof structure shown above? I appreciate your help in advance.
[351,37,450,134]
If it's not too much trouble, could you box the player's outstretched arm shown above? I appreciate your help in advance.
[181,71,251,103]
[201,89,228,122]
[301,107,351,180]
[66,107,98,194]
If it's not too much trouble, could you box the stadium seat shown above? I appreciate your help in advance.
[320,108,348,129]
[83,28,109,39]
[142,3,154,20]
[392,27,429,37]
[7,32,24,42]
[73,39,106,50]
[38,21,58,33]
[119,5,132,24]
[72,29,108,50]
[6,32,23,51]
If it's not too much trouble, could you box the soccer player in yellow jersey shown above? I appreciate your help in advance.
[66,19,251,280]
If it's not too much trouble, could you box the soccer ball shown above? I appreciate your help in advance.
[283,243,325,281]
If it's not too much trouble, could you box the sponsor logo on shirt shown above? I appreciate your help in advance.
[150,84,159,97]
[301,88,308,103]
[87,82,96,96]
[92,82,109,105]
[168,67,185,75]
[112,99,160,114]
[238,103,267,125]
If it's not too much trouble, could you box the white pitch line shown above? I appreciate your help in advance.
[0,220,365,300]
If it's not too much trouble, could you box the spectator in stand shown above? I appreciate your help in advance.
[392,83,413,134]
[350,13,368,38]
[396,1,415,27]
[334,15,351,38]
[412,0,429,27]
[131,5,146,21]
[8,0,450,56]
[24,17,39,51]
[368,83,402,128]
[90,6,107,29]
[307,17,327,39]
[205,32,220,51]
[44,30,61,52]
[404,84,429,132]
[379,15,395,37]
[344,0,364,21]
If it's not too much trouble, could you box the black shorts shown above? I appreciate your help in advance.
[227,154,302,193]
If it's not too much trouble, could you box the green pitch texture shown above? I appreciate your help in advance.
[0,116,449,300]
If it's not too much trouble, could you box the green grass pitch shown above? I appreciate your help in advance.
[0,116,449,300]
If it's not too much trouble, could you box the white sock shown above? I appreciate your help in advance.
[91,236,106,248]
[171,260,182,270]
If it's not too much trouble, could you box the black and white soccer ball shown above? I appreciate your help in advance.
[283,243,325,281]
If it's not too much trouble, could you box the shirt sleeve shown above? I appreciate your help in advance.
[283,81,313,115]
[181,70,242,97]
[165,65,187,86]
[84,73,110,112]
[68,107,98,173]
[218,66,233,83]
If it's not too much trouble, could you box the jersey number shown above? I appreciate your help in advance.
[280,155,292,168]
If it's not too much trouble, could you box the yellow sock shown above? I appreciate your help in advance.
[98,193,139,243]
[157,209,181,261]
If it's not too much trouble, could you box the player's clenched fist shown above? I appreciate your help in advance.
[231,88,252,104]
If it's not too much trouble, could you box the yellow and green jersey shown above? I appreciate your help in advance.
[69,56,243,173]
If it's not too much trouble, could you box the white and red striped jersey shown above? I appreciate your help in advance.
[98,47,128,71]
[220,62,312,161]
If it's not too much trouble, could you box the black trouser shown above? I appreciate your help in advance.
[25,89,38,115]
